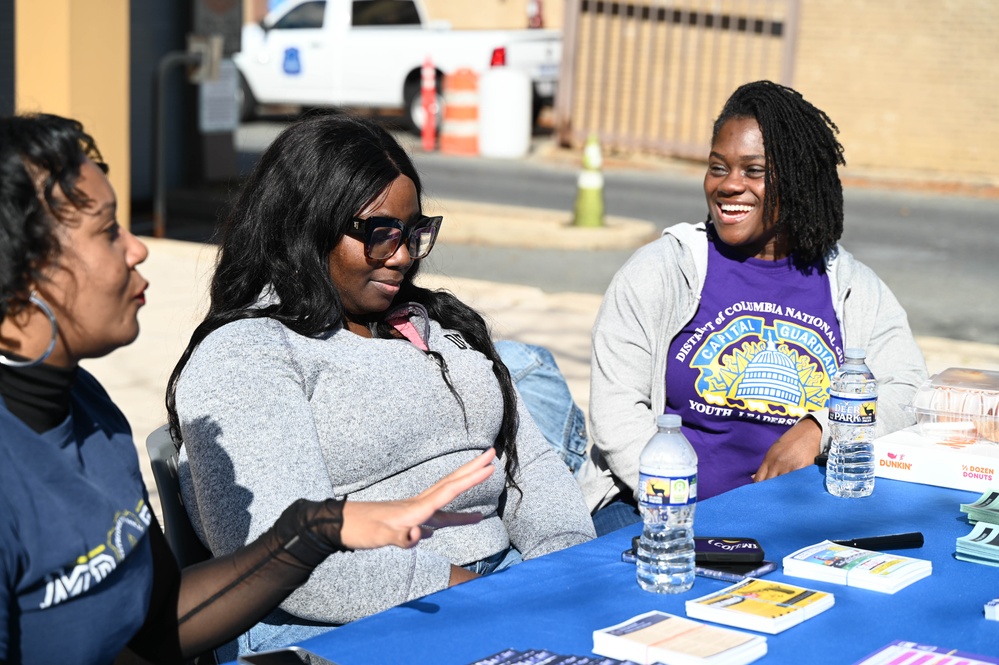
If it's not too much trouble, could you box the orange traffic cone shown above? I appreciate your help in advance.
[440,68,479,156]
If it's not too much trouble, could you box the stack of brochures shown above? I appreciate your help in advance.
[592,610,767,665]
[782,540,931,593]
[961,488,999,525]
[465,648,642,665]
[851,640,999,665]
[955,521,999,566]
[957,488,999,567]
[684,578,834,634]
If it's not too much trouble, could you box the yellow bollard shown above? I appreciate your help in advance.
[573,134,605,227]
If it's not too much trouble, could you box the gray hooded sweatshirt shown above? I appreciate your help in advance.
[579,222,928,512]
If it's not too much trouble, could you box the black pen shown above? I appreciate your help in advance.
[831,532,924,550]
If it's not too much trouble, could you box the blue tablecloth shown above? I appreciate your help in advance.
[286,468,999,664]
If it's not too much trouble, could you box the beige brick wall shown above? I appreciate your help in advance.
[561,0,999,187]
[795,0,999,186]
[423,0,563,29]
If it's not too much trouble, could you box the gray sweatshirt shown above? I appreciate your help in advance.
[578,222,928,511]
[176,314,595,624]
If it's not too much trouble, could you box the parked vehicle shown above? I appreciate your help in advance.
[235,0,562,129]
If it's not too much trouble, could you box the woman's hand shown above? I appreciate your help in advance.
[340,448,496,551]
[753,417,821,482]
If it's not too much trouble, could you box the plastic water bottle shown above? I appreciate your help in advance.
[826,348,878,498]
[636,414,698,593]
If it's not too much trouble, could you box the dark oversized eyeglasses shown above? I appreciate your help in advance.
[349,215,443,261]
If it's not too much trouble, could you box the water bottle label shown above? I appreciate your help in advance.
[638,472,697,507]
[829,394,877,425]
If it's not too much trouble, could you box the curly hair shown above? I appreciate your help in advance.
[165,113,521,483]
[711,80,846,268]
[0,114,106,321]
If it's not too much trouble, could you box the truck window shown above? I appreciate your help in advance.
[352,0,421,27]
[273,1,326,30]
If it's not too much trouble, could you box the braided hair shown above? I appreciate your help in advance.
[711,80,845,269]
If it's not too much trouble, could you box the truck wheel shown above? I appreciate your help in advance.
[404,78,444,135]
[237,73,258,122]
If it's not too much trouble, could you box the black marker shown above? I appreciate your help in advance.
[831,532,924,550]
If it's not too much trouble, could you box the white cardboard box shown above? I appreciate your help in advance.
[873,425,999,493]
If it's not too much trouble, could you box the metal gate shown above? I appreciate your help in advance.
[556,0,800,159]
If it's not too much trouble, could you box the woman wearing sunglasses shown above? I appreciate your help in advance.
[0,112,499,665]
[166,113,595,656]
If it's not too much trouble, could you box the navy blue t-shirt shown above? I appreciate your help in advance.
[666,230,844,500]
[0,369,153,665]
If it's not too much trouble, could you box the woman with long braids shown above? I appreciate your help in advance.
[579,81,927,535]
[0,112,499,665]
[166,113,594,655]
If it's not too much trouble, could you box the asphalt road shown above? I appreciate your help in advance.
[410,151,999,346]
[233,121,999,345]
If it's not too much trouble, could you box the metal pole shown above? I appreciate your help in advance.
[153,51,201,238]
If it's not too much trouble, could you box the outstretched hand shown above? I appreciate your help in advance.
[340,448,496,551]
[753,417,822,482]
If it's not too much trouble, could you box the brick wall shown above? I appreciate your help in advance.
[794,0,999,186]
[559,0,999,187]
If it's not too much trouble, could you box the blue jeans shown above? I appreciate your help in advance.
[591,498,642,537]
[216,608,335,661]
[463,546,523,574]
[224,548,524,659]
[494,340,588,475]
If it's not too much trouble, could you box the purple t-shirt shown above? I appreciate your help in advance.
[666,230,844,500]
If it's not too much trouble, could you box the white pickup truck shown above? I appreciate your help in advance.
[235,0,562,129]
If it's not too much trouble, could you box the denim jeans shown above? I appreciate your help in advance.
[223,549,524,660]
[494,340,588,475]
[216,608,335,662]
[463,546,523,574]
[591,498,642,537]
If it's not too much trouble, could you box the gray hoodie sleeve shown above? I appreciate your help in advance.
[587,237,699,506]
[176,321,455,624]
[821,249,927,445]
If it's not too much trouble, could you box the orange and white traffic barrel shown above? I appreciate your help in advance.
[440,68,479,156]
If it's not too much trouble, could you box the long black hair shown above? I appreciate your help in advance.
[711,80,846,268]
[0,113,106,321]
[165,113,520,482]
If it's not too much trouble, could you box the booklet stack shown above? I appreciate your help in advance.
[851,640,999,665]
[465,648,642,665]
[684,578,834,634]
[782,540,931,593]
[592,611,767,665]
[956,488,999,567]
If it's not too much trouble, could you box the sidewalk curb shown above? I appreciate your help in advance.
[426,197,659,250]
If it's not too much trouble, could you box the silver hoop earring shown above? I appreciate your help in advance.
[0,292,59,368]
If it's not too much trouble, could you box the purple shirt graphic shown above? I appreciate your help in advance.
[666,230,844,499]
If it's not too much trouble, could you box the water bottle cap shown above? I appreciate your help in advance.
[844,347,866,360]
[656,414,682,429]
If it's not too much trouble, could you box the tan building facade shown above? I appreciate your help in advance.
[556,0,999,188]
[14,0,131,225]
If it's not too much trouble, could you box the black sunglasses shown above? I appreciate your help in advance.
[349,215,443,261]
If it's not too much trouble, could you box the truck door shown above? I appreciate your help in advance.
[339,0,423,106]
[256,0,332,102]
